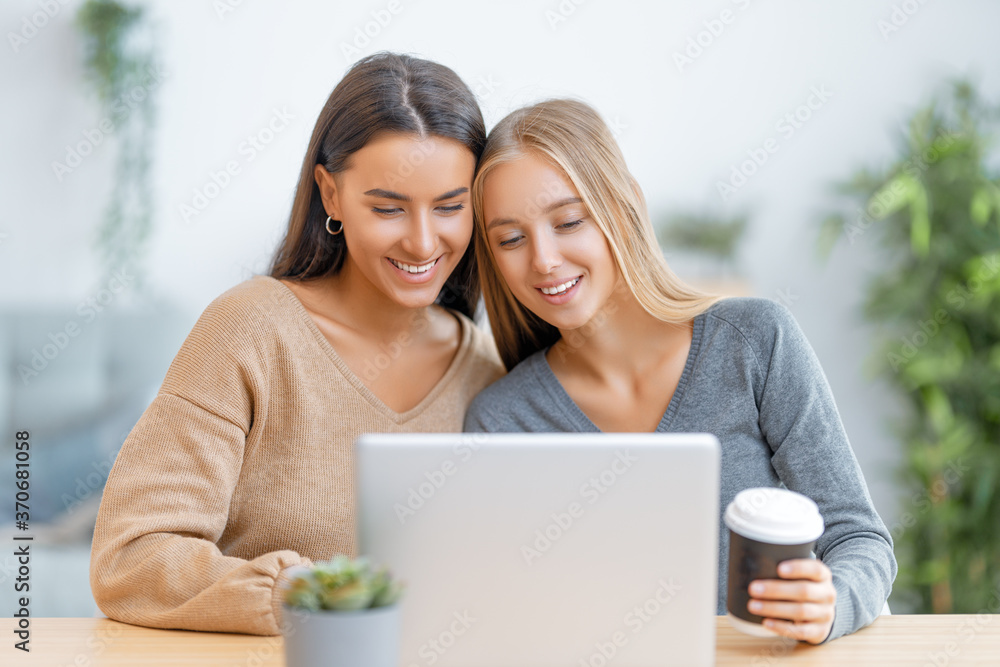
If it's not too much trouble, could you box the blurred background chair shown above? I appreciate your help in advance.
[0,299,189,616]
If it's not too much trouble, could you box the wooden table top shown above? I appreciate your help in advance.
[7,615,1000,666]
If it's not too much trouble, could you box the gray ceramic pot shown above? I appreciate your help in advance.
[283,604,400,667]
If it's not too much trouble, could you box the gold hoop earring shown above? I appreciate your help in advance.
[325,216,343,235]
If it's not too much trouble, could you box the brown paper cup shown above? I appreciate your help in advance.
[724,488,824,637]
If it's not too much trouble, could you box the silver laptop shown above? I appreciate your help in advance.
[356,433,720,667]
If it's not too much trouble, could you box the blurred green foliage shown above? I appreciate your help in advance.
[76,0,157,284]
[658,213,748,261]
[77,0,142,101]
[819,81,1000,613]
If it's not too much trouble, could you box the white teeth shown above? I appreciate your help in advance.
[540,278,580,295]
[390,258,437,274]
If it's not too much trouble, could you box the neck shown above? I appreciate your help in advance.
[313,259,437,340]
[548,279,690,382]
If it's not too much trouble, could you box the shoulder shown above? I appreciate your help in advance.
[700,296,811,373]
[200,276,295,329]
[185,276,302,349]
[703,296,800,344]
[464,351,546,431]
[450,311,506,386]
[162,276,299,393]
[702,296,796,333]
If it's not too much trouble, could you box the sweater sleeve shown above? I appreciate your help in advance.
[89,294,310,636]
[749,299,897,642]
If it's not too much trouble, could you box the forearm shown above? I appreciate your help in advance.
[91,532,310,635]
[822,534,896,642]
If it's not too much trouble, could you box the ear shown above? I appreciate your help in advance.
[314,164,343,220]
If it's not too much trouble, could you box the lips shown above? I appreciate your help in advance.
[534,275,582,304]
[534,275,582,294]
[388,257,439,274]
[386,256,441,284]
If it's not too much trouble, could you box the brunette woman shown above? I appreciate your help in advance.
[90,53,504,635]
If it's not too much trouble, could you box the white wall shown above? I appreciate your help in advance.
[4,0,1000,544]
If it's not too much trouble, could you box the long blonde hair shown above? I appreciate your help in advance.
[472,99,723,370]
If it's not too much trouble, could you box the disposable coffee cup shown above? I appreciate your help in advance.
[724,487,824,637]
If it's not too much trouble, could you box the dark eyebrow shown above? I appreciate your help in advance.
[434,187,469,202]
[362,187,469,203]
[486,196,583,231]
[363,188,410,201]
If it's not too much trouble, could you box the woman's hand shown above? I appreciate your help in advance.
[748,558,837,644]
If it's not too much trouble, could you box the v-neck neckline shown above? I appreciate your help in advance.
[259,275,472,424]
[532,312,706,433]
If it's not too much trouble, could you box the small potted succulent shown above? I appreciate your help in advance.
[282,555,404,667]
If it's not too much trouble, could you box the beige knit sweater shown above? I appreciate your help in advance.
[90,276,504,635]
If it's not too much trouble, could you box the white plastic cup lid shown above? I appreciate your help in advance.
[724,487,824,545]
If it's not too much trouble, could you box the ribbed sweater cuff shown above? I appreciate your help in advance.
[824,574,856,643]
[271,561,312,634]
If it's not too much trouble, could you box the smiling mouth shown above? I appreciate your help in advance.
[388,257,440,274]
[538,277,581,295]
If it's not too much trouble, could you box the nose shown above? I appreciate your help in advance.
[530,231,562,275]
[401,209,437,260]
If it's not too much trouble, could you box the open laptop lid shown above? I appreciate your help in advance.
[356,432,720,667]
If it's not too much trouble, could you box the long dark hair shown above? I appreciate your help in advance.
[269,52,486,319]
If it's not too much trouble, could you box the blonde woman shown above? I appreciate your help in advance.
[90,54,504,636]
[464,99,895,644]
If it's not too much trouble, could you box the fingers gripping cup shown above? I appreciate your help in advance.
[724,488,824,637]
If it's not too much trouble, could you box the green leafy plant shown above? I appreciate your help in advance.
[284,556,405,612]
[657,212,748,261]
[818,80,1000,613]
[76,0,159,283]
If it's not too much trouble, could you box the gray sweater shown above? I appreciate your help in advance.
[464,297,896,642]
